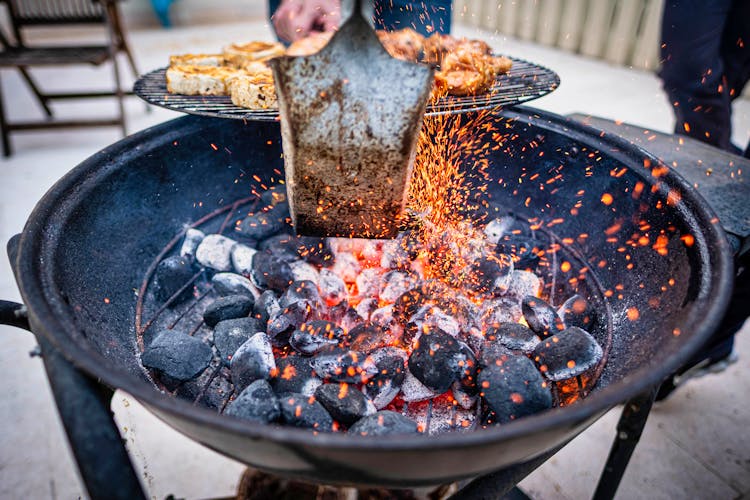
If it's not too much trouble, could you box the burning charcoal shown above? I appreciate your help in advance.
[392,287,427,325]
[260,184,288,208]
[271,355,322,396]
[278,392,334,431]
[250,290,278,326]
[231,243,257,275]
[289,260,320,285]
[203,295,255,327]
[522,296,565,338]
[141,329,212,381]
[453,341,478,394]
[251,252,294,292]
[340,305,363,333]
[318,268,347,306]
[180,228,205,259]
[369,305,404,341]
[280,280,323,310]
[238,208,287,241]
[452,381,478,410]
[331,253,362,284]
[153,255,195,304]
[310,350,378,383]
[505,270,542,299]
[266,310,296,346]
[463,326,486,355]
[195,234,237,271]
[411,305,461,338]
[257,234,299,261]
[404,394,476,435]
[379,270,418,303]
[496,236,543,271]
[486,322,540,354]
[349,411,419,436]
[401,367,440,402]
[297,236,335,267]
[532,326,603,381]
[212,272,261,300]
[348,323,399,353]
[225,379,281,424]
[364,348,407,408]
[480,297,523,328]
[213,317,264,365]
[355,298,379,321]
[437,294,479,330]
[478,342,514,369]
[315,383,375,426]
[408,329,464,393]
[355,268,383,299]
[290,328,340,355]
[300,320,346,341]
[483,217,515,245]
[478,355,552,424]
[196,368,233,410]
[558,294,595,330]
[379,239,409,270]
[469,252,514,295]
[230,332,276,391]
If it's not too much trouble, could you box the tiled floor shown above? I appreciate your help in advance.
[0,16,748,500]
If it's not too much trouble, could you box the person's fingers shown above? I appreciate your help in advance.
[272,0,304,42]
[285,8,320,41]
[319,6,341,32]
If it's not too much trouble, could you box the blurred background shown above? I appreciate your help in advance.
[0,1,748,498]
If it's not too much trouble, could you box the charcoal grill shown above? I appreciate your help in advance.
[133,57,559,120]
[2,103,747,499]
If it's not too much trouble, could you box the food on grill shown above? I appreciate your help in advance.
[228,73,277,110]
[168,53,224,67]
[165,65,240,96]
[222,40,285,67]
[286,31,334,56]
[165,30,513,106]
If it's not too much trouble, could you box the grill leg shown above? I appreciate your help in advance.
[592,386,658,500]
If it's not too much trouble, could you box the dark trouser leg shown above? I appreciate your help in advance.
[721,1,750,157]
[659,0,735,150]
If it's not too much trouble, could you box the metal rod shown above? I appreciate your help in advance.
[592,386,659,500]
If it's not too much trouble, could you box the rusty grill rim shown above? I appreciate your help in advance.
[12,109,734,451]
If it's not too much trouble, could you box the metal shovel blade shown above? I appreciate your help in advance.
[270,4,434,238]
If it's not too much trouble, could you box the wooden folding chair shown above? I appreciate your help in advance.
[0,0,140,156]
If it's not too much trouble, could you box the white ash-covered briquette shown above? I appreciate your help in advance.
[224,379,281,424]
[213,316,265,365]
[522,296,565,338]
[289,259,319,285]
[404,394,476,435]
[469,252,514,295]
[355,267,384,299]
[195,234,237,271]
[485,322,541,354]
[480,297,523,329]
[278,392,334,431]
[230,243,257,275]
[310,350,378,383]
[557,294,596,330]
[532,326,603,381]
[364,353,407,409]
[252,289,280,324]
[180,228,205,259]
[212,272,261,300]
[410,304,462,338]
[290,327,340,355]
[483,216,515,245]
[379,269,419,303]
[496,235,544,271]
[355,297,379,321]
[348,323,400,353]
[398,367,439,403]
[251,252,294,292]
[349,410,419,436]
[330,251,361,283]
[279,280,324,310]
[230,332,276,391]
[451,380,478,410]
[318,268,347,306]
[504,270,542,299]
[369,304,404,340]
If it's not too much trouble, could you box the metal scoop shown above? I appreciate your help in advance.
[270,0,434,238]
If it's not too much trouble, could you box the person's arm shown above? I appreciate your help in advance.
[272,0,341,43]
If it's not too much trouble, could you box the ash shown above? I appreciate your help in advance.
[138,187,605,436]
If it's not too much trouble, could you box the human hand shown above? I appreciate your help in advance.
[272,0,341,43]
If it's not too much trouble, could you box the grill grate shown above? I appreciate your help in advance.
[134,57,559,121]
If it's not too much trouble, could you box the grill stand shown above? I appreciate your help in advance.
[2,114,748,499]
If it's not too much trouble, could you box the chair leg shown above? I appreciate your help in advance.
[18,67,53,118]
[0,73,12,157]
[110,4,140,79]
[111,55,127,136]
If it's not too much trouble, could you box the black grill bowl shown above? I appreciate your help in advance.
[10,108,733,486]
